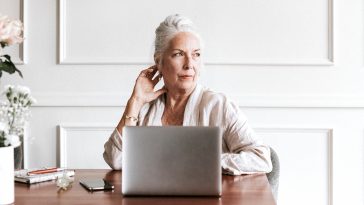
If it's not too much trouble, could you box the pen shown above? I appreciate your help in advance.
[27,167,65,175]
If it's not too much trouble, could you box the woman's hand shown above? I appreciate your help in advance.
[130,65,167,108]
[116,65,166,133]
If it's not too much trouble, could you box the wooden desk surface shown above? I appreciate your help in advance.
[15,169,276,205]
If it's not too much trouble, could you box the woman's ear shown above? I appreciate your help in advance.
[154,54,162,72]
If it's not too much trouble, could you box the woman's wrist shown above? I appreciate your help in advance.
[125,115,139,123]
[125,97,144,117]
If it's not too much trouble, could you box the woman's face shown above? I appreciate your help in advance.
[158,32,202,94]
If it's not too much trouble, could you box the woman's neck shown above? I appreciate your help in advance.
[165,85,196,110]
[161,85,196,125]
[166,92,190,110]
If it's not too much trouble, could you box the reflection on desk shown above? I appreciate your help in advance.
[15,169,276,205]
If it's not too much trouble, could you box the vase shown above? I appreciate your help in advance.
[14,144,23,170]
[0,146,14,205]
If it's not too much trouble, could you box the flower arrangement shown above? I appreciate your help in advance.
[0,85,35,147]
[0,14,24,78]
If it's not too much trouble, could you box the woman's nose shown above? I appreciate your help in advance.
[183,55,193,70]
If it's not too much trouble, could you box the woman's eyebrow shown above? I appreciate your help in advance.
[171,49,184,52]
[171,48,200,52]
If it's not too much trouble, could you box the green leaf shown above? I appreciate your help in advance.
[0,55,23,78]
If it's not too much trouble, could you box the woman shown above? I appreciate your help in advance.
[103,14,272,175]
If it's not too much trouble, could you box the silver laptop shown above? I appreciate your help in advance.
[122,126,222,196]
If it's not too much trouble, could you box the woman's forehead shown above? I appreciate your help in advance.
[167,32,201,50]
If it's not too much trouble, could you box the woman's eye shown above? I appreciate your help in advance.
[194,53,201,57]
[172,52,183,57]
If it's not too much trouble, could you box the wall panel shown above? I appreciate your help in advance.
[0,0,27,64]
[57,125,114,169]
[258,128,332,205]
[59,0,333,65]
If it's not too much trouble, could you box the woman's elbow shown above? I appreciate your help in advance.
[256,146,273,173]
[103,151,122,170]
[262,158,273,173]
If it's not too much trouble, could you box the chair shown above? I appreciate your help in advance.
[266,146,280,202]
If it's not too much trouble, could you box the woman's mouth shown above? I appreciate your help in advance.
[179,75,194,79]
[179,75,194,80]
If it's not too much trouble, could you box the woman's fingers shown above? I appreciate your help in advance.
[152,87,167,99]
[133,65,165,103]
[139,65,158,79]
[152,73,163,85]
[148,66,158,78]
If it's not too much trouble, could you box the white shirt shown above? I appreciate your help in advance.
[103,84,272,175]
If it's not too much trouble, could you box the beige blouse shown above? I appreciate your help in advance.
[103,84,272,175]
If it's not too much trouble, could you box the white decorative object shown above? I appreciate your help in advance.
[0,85,36,169]
[0,146,14,205]
[0,13,24,78]
[56,171,74,190]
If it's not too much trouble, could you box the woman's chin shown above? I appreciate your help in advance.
[168,82,196,93]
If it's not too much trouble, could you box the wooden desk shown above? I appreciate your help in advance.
[15,169,276,205]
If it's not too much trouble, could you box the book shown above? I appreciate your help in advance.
[14,168,75,184]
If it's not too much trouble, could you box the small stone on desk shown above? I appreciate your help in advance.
[56,171,73,191]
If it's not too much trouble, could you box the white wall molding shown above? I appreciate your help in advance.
[58,0,333,66]
[22,124,30,169]
[57,0,66,65]
[2,0,27,65]
[328,0,334,64]
[57,0,151,65]
[256,127,333,205]
[57,124,114,168]
[18,0,27,65]
[34,92,364,108]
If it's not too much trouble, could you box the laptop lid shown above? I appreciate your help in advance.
[122,126,222,196]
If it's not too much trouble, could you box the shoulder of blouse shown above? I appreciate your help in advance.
[199,88,230,109]
[199,87,246,125]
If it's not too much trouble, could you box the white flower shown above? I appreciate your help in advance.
[0,14,23,47]
[3,85,34,107]
[3,85,14,97]
[0,121,8,133]
[0,15,10,39]
[0,14,24,79]
[4,84,14,90]
[0,84,35,147]
[4,134,20,147]
[15,85,30,95]
[29,96,37,104]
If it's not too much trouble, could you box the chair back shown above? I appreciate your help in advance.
[266,146,280,202]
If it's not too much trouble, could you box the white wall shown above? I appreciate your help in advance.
[1,0,364,204]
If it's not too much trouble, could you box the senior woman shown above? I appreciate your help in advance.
[103,14,272,175]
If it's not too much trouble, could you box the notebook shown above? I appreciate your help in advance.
[14,168,75,184]
[122,126,222,196]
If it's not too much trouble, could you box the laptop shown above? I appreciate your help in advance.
[122,126,222,196]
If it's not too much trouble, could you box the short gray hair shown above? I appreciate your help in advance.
[154,14,201,58]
